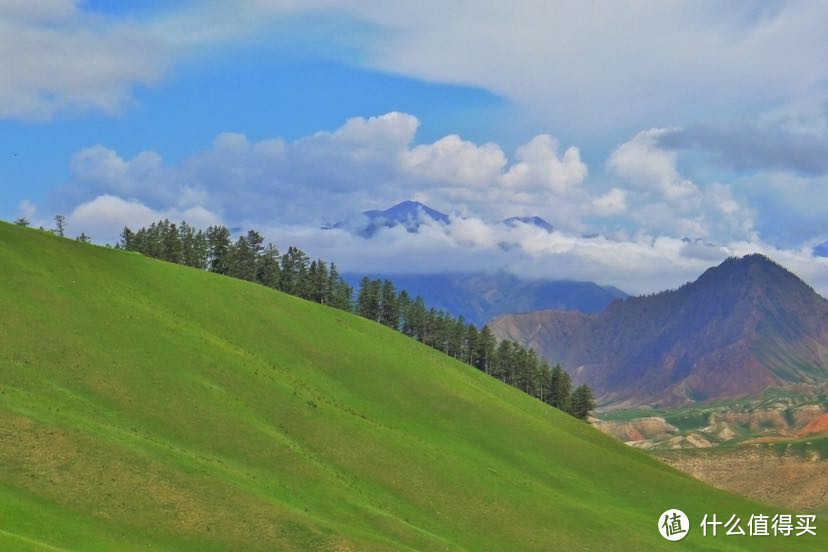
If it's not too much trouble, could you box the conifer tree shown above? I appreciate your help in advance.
[54,214,66,237]
[357,278,381,321]
[309,260,330,304]
[256,244,281,288]
[230,235,256,281]
[327,263,352,311]
[119,227,135,250]
[464,324,479,366]
[207,226,232,274]
[475,325,496,374]
[380,280,400,328]
[568,385,595,420]
[549,364,572,410]
[161,220,182,263]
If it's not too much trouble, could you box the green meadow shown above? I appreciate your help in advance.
[0,221,822,550]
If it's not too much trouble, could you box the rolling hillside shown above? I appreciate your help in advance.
[0,222,822,550]
[491,255,828,407]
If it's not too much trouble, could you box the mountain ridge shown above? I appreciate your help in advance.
[329,200,560,239]
[343,271,627,325]
[491,254,828,407]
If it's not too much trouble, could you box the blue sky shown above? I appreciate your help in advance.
[2,1,828,293]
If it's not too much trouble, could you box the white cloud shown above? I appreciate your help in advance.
[592,188,627,216]
[65,194,222,244]
[155,1,828,138]
[0,1,169,120]
[404,135,506,187]
[604,128,758,240]
[607,129,698,200]
[502,135,588,194]
[264,213,828,298]
[66,112,593,229]
[7,1,828,140]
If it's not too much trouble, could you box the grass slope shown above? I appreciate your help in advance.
[0,222,822,551]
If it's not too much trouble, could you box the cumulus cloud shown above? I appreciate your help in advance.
[0,1,169,120]
[607,129,698,200]
[403,135,506,187]
[65,194,222,244]
[65,112,593,229]
[502,135,588,194]
[605,128,757,241]
[592,188,627,216]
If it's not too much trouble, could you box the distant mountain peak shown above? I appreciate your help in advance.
[502,216,554,232]
[324,200,450,237]
[694,253,812,294]
[363,201,450,225]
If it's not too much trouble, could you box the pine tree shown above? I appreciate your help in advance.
[280,247,310,297]
[327,263,352,311]
[54,215,66,237]
[178,222,203,268]
[119,227,135,250]
[537,360,553,404]
[447,316,466,359]
[192,230,209,269]
[230,235,256,281]
[407,296,427,341]
[475,325,496,374]
[256,244,281,288]
[207,226,232,274]
[464,324,479,366]
[76,233,91,243]
[549,364,572,410]
[13,217,30,227]
[246,230,264,256]
[310,260,330,304]
[357,278,381,321]
[494,340,512,383]
[568,385,595,420]
[161,220,182,263]
[379,280,400,328]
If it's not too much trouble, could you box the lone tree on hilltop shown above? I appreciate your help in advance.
[54,215,66,237]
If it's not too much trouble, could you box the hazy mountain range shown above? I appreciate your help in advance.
[343,271,627,326]
[328,200,555,238]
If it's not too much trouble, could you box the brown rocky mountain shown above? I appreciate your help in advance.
[490,254,828,407]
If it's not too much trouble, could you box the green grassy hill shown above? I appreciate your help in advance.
[0,221,822,550]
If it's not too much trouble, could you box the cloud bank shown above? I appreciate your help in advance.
[17,111,826,298]
[154,0,828,138]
